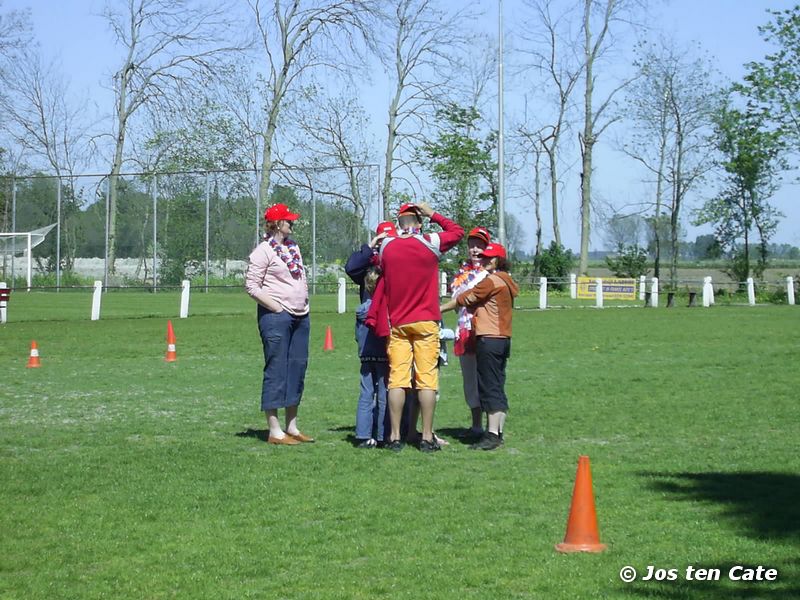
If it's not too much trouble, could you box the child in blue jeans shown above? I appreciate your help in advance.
[354,268,388,448]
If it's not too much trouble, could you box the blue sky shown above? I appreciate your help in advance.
[5,0,799,250]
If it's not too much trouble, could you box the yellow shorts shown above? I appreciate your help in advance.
[387,321,440,391]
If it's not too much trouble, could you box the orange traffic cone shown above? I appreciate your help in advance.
[165,320,177,362]
[26,340,41,368]
[555,455,607,553]
[323,325,334,351]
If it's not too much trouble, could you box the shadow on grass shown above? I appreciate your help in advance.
[620,471,800,598]
[436,427,482,446]
[620,559,799,599]
[641,471,800,540]
[235,428,269,442]
[235,428,377,449]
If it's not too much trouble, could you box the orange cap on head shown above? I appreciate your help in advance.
[264,203,300,221]
[468,227,491,245]
[479,243,507,259]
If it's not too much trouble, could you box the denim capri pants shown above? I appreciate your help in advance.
[257,305,310,411]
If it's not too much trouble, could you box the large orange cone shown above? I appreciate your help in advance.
[555,455,607,553]
[323,325,334,351]
[165,320,177,362]
[26,340,41,368]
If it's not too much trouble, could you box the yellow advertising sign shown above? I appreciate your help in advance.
[577,277,637,300]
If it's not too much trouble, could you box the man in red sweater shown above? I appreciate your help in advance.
[373,201,464,452]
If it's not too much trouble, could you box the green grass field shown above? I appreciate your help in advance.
[1,293,798,599]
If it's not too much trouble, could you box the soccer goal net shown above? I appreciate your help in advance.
[0,224,57,289]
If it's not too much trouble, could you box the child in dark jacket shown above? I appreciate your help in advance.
[354,268,388,448]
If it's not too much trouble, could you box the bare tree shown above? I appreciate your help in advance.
[0,46,94,274]
[378,0,470,216]
[0,2,32,129]
[518,0,583,247]
[578,0,642,274]
[102,0,241,273]
[515,124,547,260]
[622,38,720,285]
[284,87,377,243]
[246,0,376,210]
[0,2,30,64]
[0,49,90,177]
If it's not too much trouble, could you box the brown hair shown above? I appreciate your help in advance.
[494,257,511,272]
[365,266,381,295]
[264,220,280,235]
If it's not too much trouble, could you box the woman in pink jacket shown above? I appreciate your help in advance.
[245,203,314,446]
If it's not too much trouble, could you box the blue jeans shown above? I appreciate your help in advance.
[355,361,388,441]
[257,306,310,411]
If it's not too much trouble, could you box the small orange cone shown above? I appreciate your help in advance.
[555,455,607,553]
[165,320,177,362]
[323,325,334,351]
[26,340,41,368]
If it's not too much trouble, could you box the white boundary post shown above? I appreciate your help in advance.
[26,232,32,291]
[569,273,577,299]
[91,280,102,321]
[650,277,659,307]
[539,277,547,310]
[180,280,191,318]
[747,277,755,306]
[702,276,712,307]
[0,281,7,324]
[595,278,603,308]
[440,272,447,297]
[337,277,346,314]
[639,275,646,301]
[787,277,795,305]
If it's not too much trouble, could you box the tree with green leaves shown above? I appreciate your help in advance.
[740,5,800,157]
[536,241,575,289]
[605,243,648,278]
[420,103,497,252]
[693,102,785,282]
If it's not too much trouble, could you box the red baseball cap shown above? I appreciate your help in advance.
[468,227,491,244]
[397,202,421,217]
[376,221,397,235]
[264,203,300,222]
[480,243,507,259]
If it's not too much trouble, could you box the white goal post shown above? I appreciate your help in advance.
[0,225,57,290]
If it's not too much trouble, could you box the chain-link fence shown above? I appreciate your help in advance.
[0,166,381,291]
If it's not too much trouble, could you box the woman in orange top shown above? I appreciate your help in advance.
[441,243,518,450]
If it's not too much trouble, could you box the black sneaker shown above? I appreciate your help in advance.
[356,438,377,449]
[386,439,405,453]
[470,432,503,451]
[419,437,441,453]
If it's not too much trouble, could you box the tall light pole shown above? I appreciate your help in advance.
[498,0,506,246]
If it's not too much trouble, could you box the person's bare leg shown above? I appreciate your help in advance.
[406,395,421,443]
[388,387,406,442]
[418,389,437,442]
